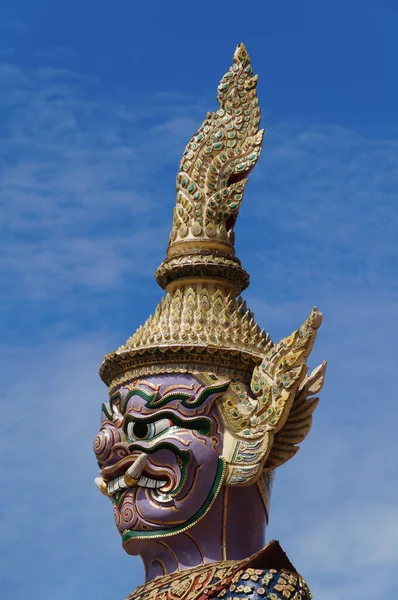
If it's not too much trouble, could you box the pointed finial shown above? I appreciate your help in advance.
[156,43,264,296]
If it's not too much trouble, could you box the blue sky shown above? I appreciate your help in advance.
[1,1,398,598]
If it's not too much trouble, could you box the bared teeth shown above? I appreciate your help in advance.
[137,475,167,489]
[135,475,167,489]
[105,473,167,496]
[102,454,168,497]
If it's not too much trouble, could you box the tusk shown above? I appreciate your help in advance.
[124,453,148,487]
[94,477,109,496]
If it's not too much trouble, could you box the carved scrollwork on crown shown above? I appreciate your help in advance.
[99,286,273,390]
[158,42,264,293]
[220,307,326,485]
[155,252,250,293]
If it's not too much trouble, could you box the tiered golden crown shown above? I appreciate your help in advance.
[100,44,270,390]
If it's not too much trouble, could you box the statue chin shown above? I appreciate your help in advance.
[113,447,223,546]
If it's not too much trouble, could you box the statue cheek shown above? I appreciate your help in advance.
[113,505,121,530]
[191,431,223,462]
[114,495,138,532]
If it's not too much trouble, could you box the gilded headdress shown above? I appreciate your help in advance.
[99,45,325,445]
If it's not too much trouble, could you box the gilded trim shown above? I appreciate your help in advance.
[122,457,226,543]
[221,485,229,561]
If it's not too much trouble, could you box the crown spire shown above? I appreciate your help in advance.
[100,44,270,389]
[155,43,264,297]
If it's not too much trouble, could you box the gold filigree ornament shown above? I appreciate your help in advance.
[99,43,327,486]
[219,308,327,485]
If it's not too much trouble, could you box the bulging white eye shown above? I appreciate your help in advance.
[126,418,172,441]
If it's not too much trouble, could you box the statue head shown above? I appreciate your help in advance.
[93,44,326,564]
[94,372,228,546]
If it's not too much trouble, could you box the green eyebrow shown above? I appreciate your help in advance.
[121,379,230,412]
[102,391,123,420]
[121,387,157,414]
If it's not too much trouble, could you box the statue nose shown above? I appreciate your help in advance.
[93,426,122,462]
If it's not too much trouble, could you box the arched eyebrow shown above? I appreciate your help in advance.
[120,379,230,414]
[120,387,157,414]
[133,380,231,410]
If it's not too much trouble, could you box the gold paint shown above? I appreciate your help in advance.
[101,289,272,389]
[124,472,139,487]
[99,481,109,496]
[123,459,226,542]
[221,308,326,486]
[144,489,180,512]
[123,385,155,401]
[162,43,263,269]
[135,380,161,391]
[167,240,234,258]
[106,360,253,395]
[161,382,196,395]
[219,394,251,433]
[134,493,178,525]
[221,486,229,561]
[174,463,204,504]
[165,277,239,296]
[157,540,180,572]
[182,531,205,564]
[127,542,313,600]
[99,45,271,389]
[162,433,192,447]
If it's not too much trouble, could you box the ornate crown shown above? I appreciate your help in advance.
[100,43,268,390]
[99,44,324,410]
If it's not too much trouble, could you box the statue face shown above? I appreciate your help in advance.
[93,373,229,551]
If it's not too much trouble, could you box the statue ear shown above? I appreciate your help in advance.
[219,381,272,486]
[219,308,326,485]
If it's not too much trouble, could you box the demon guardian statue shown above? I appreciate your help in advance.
[93,44,326,600]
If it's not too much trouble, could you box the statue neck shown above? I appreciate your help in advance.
[136,484,267,582]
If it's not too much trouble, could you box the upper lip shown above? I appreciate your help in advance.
[101,455,139,482]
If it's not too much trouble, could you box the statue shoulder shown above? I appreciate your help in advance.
[127,565,311,600]
[213,566,312,599]
[126,542,312,600]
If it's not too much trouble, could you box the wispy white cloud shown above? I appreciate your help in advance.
[240,121,398,300]
[0,48,15,56]
[263,291,398,598]
[36,46,77,60]
[0,64,177,304]
[0,337,142,600]
[1,19,28,33]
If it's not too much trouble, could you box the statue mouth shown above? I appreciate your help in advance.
[95,452,173,498]
[121,457,226,544]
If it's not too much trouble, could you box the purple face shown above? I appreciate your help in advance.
[93,373,229,551]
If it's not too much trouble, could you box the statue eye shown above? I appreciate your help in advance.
[126,418,172,441]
